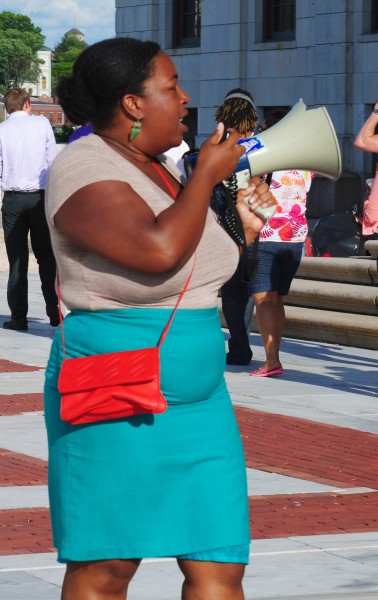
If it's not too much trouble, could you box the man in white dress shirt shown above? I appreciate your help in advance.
[0,88,58,330]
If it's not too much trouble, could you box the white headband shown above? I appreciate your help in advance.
[224,92,255,108]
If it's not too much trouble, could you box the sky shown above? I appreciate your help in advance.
[2,0,116,49]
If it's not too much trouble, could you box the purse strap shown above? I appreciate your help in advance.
[156,257,194,347]
[57,255,195,358]
[58,159,195,358]
[151,161,179,198]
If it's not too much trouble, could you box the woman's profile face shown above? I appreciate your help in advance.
[138,52,190,155]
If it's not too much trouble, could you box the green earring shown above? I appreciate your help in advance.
[130,120,142,141]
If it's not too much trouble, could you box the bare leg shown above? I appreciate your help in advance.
[178,559,245,600]
[61,558,141,600]
[253,291,285,371]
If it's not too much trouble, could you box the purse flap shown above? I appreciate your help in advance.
[58,346,159,394]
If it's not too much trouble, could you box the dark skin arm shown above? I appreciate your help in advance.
[354,102,378,152]
[54,124,273,274]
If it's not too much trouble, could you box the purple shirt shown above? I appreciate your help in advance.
[68,124,93,143]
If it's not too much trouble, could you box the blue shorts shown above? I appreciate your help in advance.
[250,241,304,296]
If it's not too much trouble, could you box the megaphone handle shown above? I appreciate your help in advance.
[243,171,275,222]
[264,172,273,186]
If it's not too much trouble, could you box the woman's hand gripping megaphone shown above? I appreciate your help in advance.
[229,136,276,221]
[184,124,277,222]
[235,176,276,243]
[193,123,245,186]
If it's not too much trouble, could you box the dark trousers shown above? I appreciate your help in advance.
[221,260,253,363]
[1,191,58,320]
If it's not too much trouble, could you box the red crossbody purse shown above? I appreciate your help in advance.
[58,261,194,425]
[58,161,193,425]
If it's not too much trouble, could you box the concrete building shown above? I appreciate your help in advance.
[24,47,53,99]
[115,0,378,216]
[21,27,88,127]
[24,27,85,103]
[66,27,85,42]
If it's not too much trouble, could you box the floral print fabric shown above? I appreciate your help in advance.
[260,170,314,243]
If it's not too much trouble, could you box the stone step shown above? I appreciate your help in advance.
[365,239,378,259]
[218,301,378,351]
[280,306,378,350]
[296,256,378,286]
[287,279,378,316]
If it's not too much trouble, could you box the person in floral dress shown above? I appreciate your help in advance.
[250,108,314,377]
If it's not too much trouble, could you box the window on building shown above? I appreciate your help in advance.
[42,77,47,90]
[183,107,198,149]
[173,0,201,48]
[58,112,62,123]
[372,0,378,32]
[49,112,53,123]
[264,0,296,41]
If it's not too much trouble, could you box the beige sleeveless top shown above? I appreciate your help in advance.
[45,134,239,310]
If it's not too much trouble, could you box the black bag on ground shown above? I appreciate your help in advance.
[311,211,367,257]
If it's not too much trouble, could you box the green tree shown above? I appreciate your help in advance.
[0,11,45,93]
[52,33,88,96]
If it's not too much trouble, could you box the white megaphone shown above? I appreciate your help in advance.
[234,99,342,220]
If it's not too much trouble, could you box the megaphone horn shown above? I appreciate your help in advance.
[184,99,342,222]
[234,99,342,219]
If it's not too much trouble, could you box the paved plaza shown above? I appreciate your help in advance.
[0,269,377,599]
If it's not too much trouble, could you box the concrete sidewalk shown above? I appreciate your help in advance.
[0,272,377,599]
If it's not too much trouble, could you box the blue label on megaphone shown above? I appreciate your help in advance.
[238,136,264,154]
[235,136,265,176]
[183,135,266,179]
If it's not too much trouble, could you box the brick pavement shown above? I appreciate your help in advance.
[235,406,378,488]
[0,359,41,373]
[0,508,54,555]
[0,393,43,416]
[0,449,47,486]
[250,492,378,539]
[1,391,378,556]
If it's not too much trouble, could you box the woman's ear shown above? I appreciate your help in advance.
[120,95,143,120]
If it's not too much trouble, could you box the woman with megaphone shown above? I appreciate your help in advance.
[43,38,276,600]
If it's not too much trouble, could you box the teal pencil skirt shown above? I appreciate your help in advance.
[44,307,250,563]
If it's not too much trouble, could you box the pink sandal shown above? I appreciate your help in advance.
[250,365,283,378]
